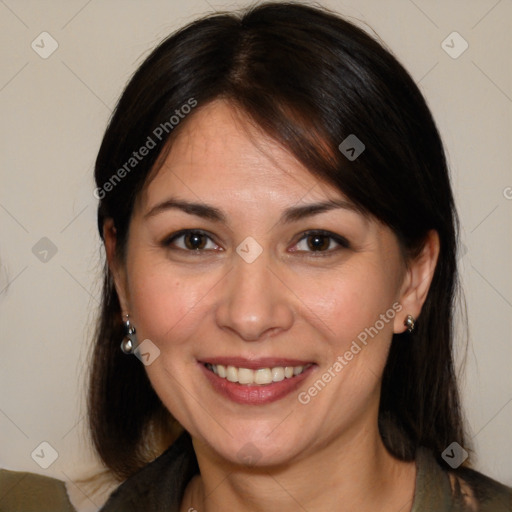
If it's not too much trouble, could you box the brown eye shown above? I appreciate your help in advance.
[162,230,220,252]
[292,230,350,254]
[306,234,331,251]
[184,232,207,250]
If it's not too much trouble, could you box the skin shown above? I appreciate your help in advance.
[105,100,440,512]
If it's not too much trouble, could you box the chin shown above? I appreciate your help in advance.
[193,421,309,469]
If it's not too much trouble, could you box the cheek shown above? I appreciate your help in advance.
[298,261,399,349]
[126,253,213,348]
[295,266,400,415]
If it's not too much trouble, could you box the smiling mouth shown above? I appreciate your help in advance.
[204,363,313,386]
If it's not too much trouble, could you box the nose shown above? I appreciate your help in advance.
[214,248,294,342]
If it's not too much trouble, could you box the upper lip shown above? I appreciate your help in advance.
[199,357,314,369]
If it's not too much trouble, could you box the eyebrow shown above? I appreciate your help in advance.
[144,197,359,224]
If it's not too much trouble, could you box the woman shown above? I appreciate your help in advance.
[89,2,511,511]
[3,2,508,511]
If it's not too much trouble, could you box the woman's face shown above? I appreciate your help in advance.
[110,100,427,467]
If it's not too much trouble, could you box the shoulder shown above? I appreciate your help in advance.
[413,447,512,512]
[448,466,512,511]
[0,469,75,512]
[100,431,198,511]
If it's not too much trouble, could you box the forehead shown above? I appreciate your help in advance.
[140,100,347,210]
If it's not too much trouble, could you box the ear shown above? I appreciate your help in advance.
[103,219,130,314]
[394,230,440,334]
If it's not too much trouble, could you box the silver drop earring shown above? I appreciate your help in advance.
[121,314,137,354]
[404,314,416,333]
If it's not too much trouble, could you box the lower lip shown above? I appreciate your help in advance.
[200,363,315,405]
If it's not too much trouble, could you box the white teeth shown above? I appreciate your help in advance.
[271,367,285,382]
[226,365,238,382]
[206,363,309,385]
[238,368,254,384]
[255,368,272,385]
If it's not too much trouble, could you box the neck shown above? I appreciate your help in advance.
[181,424,416,512]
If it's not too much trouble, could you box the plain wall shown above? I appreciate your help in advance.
[1,0,511,495]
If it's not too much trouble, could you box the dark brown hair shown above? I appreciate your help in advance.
[89,2,466,480]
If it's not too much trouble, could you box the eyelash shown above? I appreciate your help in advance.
[161,229,350,256]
